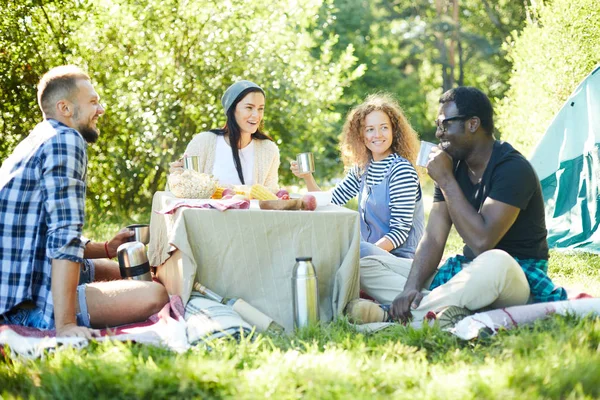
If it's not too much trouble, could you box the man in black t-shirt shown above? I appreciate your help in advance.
[348,87,566,328]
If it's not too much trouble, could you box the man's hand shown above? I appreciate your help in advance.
[106,228,134,258]
[56,323,100,339]
[389,288,424,323]
[426,147,454,188]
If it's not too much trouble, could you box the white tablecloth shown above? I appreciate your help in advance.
[148,191,361,331]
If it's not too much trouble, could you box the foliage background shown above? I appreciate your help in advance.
[1,0,598,222]
[319,0,528,142]
[497,0,600,156]
[0,0,358,219]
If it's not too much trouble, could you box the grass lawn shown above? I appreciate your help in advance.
[2,184,600,399]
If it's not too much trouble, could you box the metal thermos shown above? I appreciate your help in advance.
[117,241,152,281]
[291,256,319,328]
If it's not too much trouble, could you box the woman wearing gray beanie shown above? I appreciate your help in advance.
[170,80,280,190]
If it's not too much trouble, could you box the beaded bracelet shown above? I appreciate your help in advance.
[104,241,111,258]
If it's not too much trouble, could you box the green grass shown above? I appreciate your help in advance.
[2,314,600,399]
[2,184,599,399]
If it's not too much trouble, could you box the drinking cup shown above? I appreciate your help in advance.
[183,156,201,172]
[126,224,150,245]
[416,141,437,167]
[296,152,315,174]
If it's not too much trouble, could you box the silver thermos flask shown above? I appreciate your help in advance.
[291,256,319,328]
[117,242,153,281]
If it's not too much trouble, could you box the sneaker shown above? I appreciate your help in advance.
[435,306,473,330]
[345,299,390,324]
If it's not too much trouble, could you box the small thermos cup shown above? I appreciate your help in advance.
[291,256,319,328]
[117,242,153,281]
[296,152,315,174]
[126,224,150,245]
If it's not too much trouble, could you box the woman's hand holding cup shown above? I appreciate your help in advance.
[169,158,184,174]
[290,160,313,179]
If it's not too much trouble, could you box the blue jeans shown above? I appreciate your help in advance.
[1,259,95,329]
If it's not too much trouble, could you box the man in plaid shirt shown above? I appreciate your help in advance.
[0,66,168,338]
[348,87,567,328]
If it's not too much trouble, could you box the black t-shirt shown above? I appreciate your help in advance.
[434,141,549,260]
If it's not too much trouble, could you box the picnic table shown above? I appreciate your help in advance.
[148,191,361,331]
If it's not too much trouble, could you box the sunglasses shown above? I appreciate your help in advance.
[435,115,471,133]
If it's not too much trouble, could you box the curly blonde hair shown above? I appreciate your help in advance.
[340,93,419,172]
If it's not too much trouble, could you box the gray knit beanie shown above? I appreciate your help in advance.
[221,80,265,114]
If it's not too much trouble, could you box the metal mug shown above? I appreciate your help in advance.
[296,152,315,174]
[117,241,152,281]
[126,224,150,245]
[183,156,201,172]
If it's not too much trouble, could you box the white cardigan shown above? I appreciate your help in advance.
[184,131,280,191]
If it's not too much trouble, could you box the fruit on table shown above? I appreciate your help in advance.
[222,188,235,197]
[250,184,278,200]
[301,194,317,211]
[276,189,289,199]
[221,188,236,199]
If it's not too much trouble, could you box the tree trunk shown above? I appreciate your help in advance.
[482,0,509,36]
[435,0,453,92]
[453,0,463,86]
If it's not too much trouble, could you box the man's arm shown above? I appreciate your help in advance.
[51,259,96,338]
[82,229,134,259]
[439,182,520,256]
[427,148,521,257]
[41,129,92,337]
[389,201,453,320]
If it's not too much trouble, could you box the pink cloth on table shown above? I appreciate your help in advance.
[155,198,250,214]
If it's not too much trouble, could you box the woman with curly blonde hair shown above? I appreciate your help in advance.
[291,93,425,258]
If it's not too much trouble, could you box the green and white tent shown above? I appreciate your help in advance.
[529,65,600,253]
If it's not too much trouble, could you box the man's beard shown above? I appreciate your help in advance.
[78,125,99,143]
[72,107,99,143]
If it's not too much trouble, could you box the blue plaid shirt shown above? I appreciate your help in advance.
[0,119,88,327]
[430,255,568,303]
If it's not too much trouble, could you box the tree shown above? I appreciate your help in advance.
[318,0,528,141]
[0,0,88,156]
[0,0,359,218]
[497,0,600,156]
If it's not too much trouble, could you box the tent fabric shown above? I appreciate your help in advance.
[529,65,600,253]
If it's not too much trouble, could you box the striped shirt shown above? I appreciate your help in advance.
[332,154,421,249]
[0,119,88,327]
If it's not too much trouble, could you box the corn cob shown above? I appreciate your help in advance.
[250,184,278,200]
[233,185,251,196]
[211,187,225,199]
